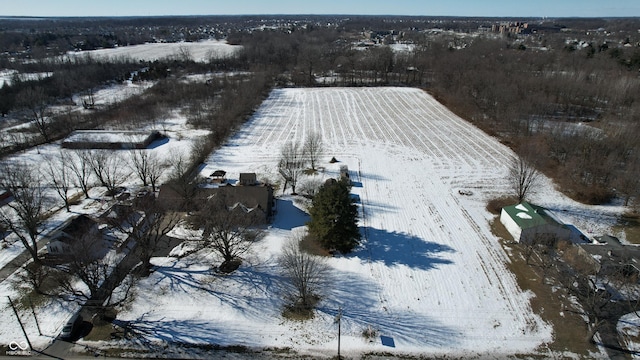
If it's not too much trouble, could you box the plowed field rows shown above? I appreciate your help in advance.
[194,87,552,356]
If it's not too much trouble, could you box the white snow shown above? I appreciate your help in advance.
[618,312,640,356]
[65,39,241,63]
[118,87,560,358]
[0,69,53,87]
[0,86,629,358]
[63,130,153,144]
[517,212,533,219]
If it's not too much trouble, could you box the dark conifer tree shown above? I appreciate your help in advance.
[307,178,360,253]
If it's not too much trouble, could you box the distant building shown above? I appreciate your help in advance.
[61,130,162,149]
[500,202,570,244]
[491,22,530,35]
[210,170,227,183]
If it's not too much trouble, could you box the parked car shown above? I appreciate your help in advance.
[60,313,83,339]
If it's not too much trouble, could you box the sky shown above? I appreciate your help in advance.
[0,0,639,18]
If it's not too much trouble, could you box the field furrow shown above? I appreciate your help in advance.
[159,87,552,357]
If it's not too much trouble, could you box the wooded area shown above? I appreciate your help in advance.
[1,15,638,205]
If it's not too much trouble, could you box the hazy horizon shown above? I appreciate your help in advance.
[1,0,639,18]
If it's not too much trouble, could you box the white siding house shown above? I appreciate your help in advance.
[500,202,570,244]
[46,215,100,256]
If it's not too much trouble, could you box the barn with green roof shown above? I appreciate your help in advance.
[500,202,570,244]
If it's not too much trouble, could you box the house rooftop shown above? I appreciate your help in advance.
[64,130,156,144]
[502,202,563,230]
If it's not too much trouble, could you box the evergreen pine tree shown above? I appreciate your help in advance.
[307,178,360,253]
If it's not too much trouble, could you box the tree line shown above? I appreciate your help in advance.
[2,16,638,205]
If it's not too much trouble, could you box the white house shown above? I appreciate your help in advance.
[46,215,100,256]
[500,202,570,244]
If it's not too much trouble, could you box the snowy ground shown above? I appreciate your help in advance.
[109,87,626,358]
[0,109,211,352]
[65,39,241,63]
[1,87,627,358]
[0,107,207,265]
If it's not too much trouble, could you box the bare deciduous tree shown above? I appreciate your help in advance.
[303,131,323,171]
[47,221,136,314]
[87,150,129,196]
[278,140,305,195]
[55,224,108,302]
[509,153,540,203]
[68,150,94,199]
[615,153,640,207]
[82,88,96,110]
[108,196,182,276]
[166,151,198,209]
[0,163,47,263]
[17,87,52,142]
[279,236,331,316]
[44,151,74,211]
[298,177,324,198]
[129,149,165,192]
[194,194,264,272]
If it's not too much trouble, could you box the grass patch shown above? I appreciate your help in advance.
[490,218,597,356]
[299,235,331,256]
[486,196,519,215]
[617,212,640,244]
[282,306,316,320]
[12,287,44,312]
[83,322,113,341]
[490,217,513,242]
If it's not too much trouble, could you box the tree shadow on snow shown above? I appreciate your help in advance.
[356,227,454,271]
[120,315,232,347]
[361,199,399,216]
[151,258,284,322]
[271,198,309,230]
[356,171,390,182]
[318,270,461,348]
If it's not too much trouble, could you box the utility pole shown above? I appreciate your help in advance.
[29,297,42,336]
[7,296,33,350]
[335,307,342,359]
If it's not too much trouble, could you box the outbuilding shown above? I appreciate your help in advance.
[61,130,162,149]
[500,202,570,245]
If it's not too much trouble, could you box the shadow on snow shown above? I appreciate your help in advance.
[271,198,309,231]
[150,256,283,321]
[357,227,454,271]
[319,269,460,348]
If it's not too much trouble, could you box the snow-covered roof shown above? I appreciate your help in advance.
[502,202,564,230]
[63,130,155,144]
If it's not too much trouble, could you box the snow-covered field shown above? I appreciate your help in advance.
[114,87,612,358]
[1,86,626,358]
[0,69,53,87]
[66,39,241,63]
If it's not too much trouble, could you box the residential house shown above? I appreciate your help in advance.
[46,214,101,256]
[158,172,274,223]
